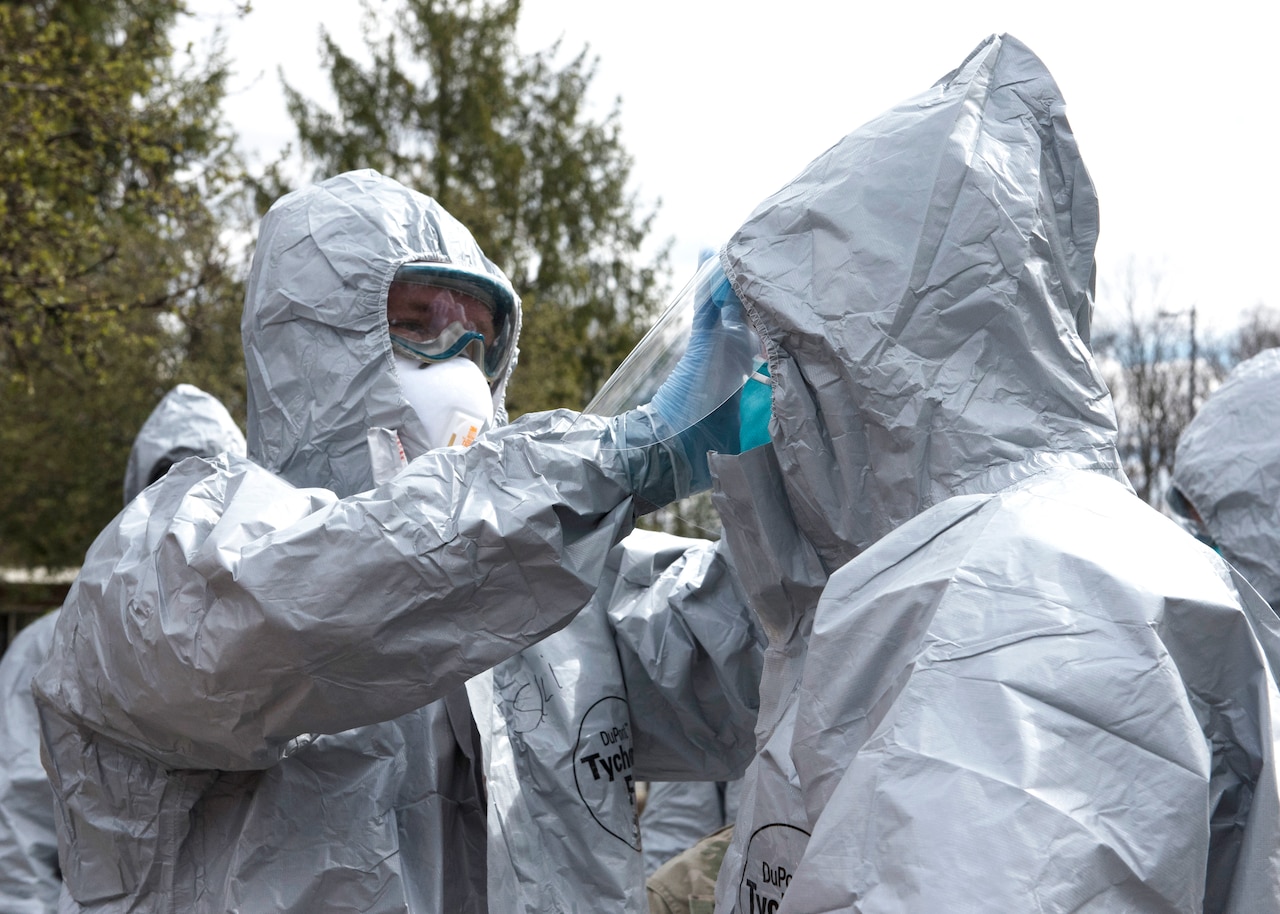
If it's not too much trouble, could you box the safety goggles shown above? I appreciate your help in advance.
[388,263,516,385]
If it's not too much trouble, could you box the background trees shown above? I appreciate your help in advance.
[0,0,249,568]
[280,0,667,416]
[1230,304,1280,364]
[1094,259,1280,507]
[0,0,668,573]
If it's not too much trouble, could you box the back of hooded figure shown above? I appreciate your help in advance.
[0,384,244,914]
[705,35,1280,913]
[121,385,248,509]
[1171,348,1280,611]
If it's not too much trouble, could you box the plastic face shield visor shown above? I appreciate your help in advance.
[584,256,765,441]
[388,263,516,386]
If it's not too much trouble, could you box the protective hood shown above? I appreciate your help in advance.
[1173,348,1280,606]
[721,34,1125,572]
[242,169,522,496]
[709,35,1280,914]
[122,383,246,505]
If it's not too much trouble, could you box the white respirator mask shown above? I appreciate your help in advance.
[395,353,495,450]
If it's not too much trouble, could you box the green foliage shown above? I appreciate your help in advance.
[281,0,668,415]
[0,0,249,568]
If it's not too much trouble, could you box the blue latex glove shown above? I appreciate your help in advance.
[611,271,759,510]
[648,269,752,436]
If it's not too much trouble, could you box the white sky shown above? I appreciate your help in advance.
[186,0,1276,336]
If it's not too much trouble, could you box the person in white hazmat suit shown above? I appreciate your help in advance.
[604,33,1280,913]
[32,169,762,913]
[0,384,245,914]
[1170,348,1280,610]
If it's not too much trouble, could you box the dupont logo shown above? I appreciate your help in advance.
[738,822,810,913]
[573,696,640,848]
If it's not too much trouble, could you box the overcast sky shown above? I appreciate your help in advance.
[188,0,1274,336]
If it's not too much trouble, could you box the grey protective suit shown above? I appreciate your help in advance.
[705,35,1280,912]
[33,169,759,913]
[0,385,245,914]
[1172,348,1280,609]
[121,384,247,509]
[481,529,759,913]
[0,612,60,914]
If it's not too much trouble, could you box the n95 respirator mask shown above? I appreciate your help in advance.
[395,353,495,450]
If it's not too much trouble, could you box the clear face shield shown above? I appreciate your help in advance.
[578,256,772,531]
[584,256,769,443]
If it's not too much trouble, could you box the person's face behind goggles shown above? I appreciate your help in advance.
[387,263,515,387]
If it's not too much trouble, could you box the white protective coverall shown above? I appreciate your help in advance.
[1172,348,1280,609]
[0,612,61,914]
[703,34,1280,913]
[0,385,245,914]
[33,169,759,913]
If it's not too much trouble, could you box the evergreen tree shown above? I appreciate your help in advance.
[0,0,248,568]
[282,0,668,415]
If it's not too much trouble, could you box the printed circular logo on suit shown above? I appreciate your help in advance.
[739,822,810,913]
[573,695,640,848]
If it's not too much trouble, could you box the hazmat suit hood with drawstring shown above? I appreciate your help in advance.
[32,169,705,913]
[1172,348,1280,609]
[703,34,1280,913]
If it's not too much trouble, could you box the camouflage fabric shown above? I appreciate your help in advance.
[646,825,733,914]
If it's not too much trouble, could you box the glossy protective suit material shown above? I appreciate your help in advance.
[640,779,741,877]
[1173,349,1280,608]
[0,384,245,914]
[243,169,521,495]
[0,613,60,914]
[121,384,246,505]
[709,35,1280,913]
[478,529,761,913]
[31,170,675,913]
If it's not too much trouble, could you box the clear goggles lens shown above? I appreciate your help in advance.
[388,263,515,384]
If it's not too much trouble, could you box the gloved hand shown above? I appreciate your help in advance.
[609,271,758,512]
[647,270,747,431]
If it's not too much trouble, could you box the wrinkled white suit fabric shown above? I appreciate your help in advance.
[0,385,244,914]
